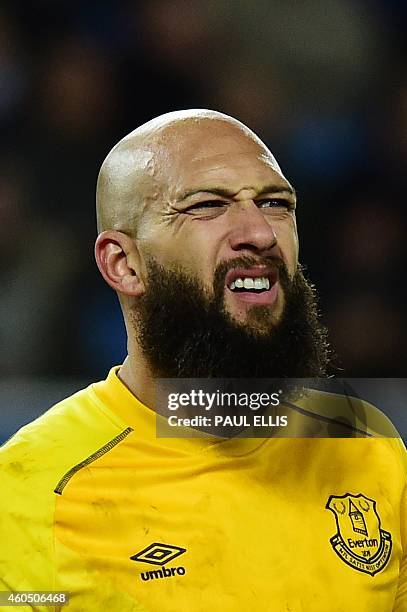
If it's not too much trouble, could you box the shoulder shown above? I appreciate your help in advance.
[0,382,129,497]
[0,382,132,590]
[292,387,402,439]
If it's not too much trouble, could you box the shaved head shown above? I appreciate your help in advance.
[96,109,282,235]
[95,108,329,387]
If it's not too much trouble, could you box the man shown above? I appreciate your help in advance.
[0,110,405,611]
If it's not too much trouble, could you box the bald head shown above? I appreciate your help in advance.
[96,109,282,234]
[93,109,325,384]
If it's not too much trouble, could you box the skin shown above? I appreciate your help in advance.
[95,109,299,409]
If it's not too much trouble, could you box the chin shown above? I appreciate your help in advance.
[228,296,284,320]
[227,307,283,335]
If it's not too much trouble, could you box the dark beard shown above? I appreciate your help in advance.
[131,256,330,378]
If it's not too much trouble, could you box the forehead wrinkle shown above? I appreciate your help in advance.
[177,158,290,202]
[176,182,296,203]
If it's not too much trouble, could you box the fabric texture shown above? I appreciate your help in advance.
[0,367,406,611]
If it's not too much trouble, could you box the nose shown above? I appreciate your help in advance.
[228,201,279,255]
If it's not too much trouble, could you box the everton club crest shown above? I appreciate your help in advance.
[326,493,392,576]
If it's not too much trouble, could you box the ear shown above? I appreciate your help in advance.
[95,230,145,297]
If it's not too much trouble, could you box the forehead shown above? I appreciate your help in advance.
[158,121,289,197]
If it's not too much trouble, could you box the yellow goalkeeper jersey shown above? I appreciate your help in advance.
[0,367,406,611]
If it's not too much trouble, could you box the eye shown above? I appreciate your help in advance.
[187,200,225,210]
[184,200,227,216]
[257,199,294,211]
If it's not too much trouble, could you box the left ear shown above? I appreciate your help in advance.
[94,230,145,297]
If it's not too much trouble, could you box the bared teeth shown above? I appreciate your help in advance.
[229,276,270,292]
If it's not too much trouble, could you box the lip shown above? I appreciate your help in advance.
[225,265,280,306]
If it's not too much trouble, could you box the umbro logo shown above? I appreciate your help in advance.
[130,542,187,582]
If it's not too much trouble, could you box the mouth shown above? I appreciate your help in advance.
[224,265,279,306]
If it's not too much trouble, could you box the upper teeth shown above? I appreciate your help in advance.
[230,277,270,290]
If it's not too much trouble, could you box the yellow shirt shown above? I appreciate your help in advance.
[0,367,406,611]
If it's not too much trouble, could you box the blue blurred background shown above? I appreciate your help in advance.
[0,0,406,441]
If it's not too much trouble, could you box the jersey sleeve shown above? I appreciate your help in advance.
[0,437,57,612]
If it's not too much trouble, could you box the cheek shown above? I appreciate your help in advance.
[276,219,299,271]
[182,230,218,283]
[142,227,215,282]
[292,226,299,261]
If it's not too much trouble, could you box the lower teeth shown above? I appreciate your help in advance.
[232,287,267,293]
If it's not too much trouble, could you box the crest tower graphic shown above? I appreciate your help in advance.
[326,493,392,576]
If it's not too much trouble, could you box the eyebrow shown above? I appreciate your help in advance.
[178,183,297,201]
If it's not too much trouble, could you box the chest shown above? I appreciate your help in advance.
[53,449,402,611]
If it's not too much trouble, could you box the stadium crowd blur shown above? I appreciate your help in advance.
[0,0,406,393]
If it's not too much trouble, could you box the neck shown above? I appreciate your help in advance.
[117,347,157,411]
